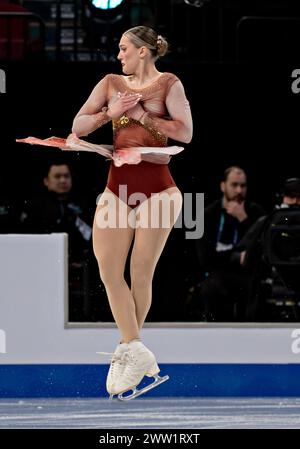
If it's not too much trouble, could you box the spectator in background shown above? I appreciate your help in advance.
[195,166,265,321]
[237,177,300,320]
[20,160,92,262]
[239,177,300,266]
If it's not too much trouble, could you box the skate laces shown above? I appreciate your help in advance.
[117,347,153,388]
[96,351,114,357]
[114,351,130,365]
[122,349,140,373]
[97,351,132,370]
[122,350,134,364]
[96,351,116,362]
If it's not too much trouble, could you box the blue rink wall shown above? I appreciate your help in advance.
[1,235,300,398]
[1,364,300,398]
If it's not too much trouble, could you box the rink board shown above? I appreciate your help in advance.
[1,364,300,398]
[1,234,300,397]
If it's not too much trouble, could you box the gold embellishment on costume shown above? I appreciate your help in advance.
[139,112,167,145]
[143,125,167,145]
[112,116,167,146]
[112,115,129,131]
[119,114,129,125]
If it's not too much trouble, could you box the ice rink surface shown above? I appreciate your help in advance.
[0,397,300,429]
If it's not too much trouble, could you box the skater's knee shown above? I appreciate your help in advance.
[131,260,154,289]
[97,261,124,287]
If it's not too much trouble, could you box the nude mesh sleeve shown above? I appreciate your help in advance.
[142,80,193,144]
[71,75,111,137]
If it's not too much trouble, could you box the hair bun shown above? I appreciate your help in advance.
[124,26,168,60]
[156,35,168,57]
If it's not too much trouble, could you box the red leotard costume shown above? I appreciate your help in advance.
[16,73,192,208]
[107,74,178,207]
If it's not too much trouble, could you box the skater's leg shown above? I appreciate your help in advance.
[110,187,182,398]
[93,188,139,343]
[130,187,183,328]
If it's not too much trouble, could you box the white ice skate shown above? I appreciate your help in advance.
[96,342,129,399]
[113,341,169,401]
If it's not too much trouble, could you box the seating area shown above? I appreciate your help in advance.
[0,3,45,60]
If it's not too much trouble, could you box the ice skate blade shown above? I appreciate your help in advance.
[117,374,169,401]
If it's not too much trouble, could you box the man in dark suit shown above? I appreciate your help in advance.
[195,166,265,321]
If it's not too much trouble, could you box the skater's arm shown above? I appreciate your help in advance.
[140,80,193,144]
[72,76,143,137]
[72,76,112,137]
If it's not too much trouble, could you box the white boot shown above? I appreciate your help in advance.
[98,342,129,398]
[114,340,161,398]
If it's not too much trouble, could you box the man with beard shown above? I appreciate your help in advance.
[195,166,264,321]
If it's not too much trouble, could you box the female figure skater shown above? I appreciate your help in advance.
[72,26,192,400]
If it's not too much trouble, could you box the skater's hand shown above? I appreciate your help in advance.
[125,101,145,121]
[107,92,142,119]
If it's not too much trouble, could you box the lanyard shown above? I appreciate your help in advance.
[216,211,238,246]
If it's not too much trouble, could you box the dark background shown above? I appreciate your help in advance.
[2,62,298,209]
[1,0,300,321]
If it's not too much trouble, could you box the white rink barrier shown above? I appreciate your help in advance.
[0,234,300,397]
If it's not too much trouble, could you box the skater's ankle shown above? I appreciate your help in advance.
[119,341,130,346]
[124,338,141,344]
